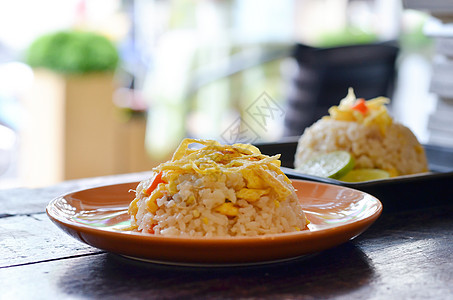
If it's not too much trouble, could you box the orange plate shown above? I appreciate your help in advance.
[46,179,382,266]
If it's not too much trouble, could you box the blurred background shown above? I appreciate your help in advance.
[0,0,439,188]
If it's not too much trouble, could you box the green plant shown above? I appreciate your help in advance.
[26,30,119,74]
[314,27,378,48]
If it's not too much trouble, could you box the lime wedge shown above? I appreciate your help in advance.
[296,151,355,179]
[340,169,390,182]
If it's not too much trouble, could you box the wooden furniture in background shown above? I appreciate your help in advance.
[20,70,159,187]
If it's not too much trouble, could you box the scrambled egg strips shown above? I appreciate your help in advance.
[326,88,392,134]
[128,139,294,220]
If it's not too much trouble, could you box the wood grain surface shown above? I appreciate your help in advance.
[1,173,452,299]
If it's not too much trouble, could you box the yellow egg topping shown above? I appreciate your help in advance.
[325,88,392,134]
[128,139,294,222]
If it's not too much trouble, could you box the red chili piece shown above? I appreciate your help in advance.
[351,98,368,114]
[145,171,165,195]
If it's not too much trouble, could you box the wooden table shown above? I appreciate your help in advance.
[1,172,453,299]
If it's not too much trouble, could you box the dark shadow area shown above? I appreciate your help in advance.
[58,242,376,299]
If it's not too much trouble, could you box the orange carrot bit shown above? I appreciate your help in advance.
[351,98,368,114]
[145,171,165,195]
[147,224,156,234]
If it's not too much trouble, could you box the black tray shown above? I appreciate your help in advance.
[256,137,453,213]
